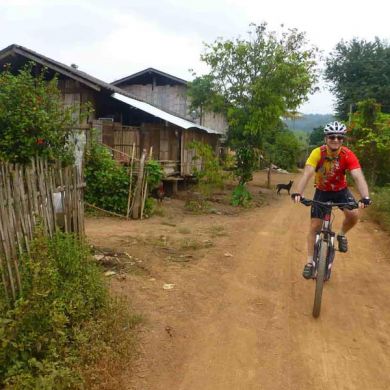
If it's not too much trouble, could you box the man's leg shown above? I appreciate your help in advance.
[308,218,322,257]
[341,209,359,233]
[337,209,359,252]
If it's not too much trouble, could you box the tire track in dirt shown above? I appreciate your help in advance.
[87,174,390,390]
[148,187,390,390]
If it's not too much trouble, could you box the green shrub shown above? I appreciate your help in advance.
[143,197,157,218]
[145,159,164,190]
[231,183,252,207]
[188,141,228,195]
[0,62,87,164]
[0,228,139,388]
[85,141,131,214]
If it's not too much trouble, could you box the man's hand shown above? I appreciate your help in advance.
[358,197,372,209]
[291,193,302,203]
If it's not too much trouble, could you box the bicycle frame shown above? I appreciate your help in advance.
[300,198,358,317]
[313,206,336,280]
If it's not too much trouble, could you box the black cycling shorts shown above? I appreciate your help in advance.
[311,188,356,219]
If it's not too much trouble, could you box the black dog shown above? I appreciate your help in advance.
[276,180,293,195]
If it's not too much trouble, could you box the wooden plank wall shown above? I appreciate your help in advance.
[99,120,219,176]
[113,125,140,161]
[181,130,219,176]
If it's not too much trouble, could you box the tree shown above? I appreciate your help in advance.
[272,129,303,170]
[0,63,84,163]
[308,126,325,147]
[325,38,390,120]
[197,23,318,190]
[186,75,225,125]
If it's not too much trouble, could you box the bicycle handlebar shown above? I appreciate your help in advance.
[299,197,359,210]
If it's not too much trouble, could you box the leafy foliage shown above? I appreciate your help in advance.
[145,159,164,190]
[188,140,228,195]
[0,229,106,388]
[197,23,318,183]
[234,145,258,185]
[85,140,131,214]
[368,186,390,231]
[231,183,252,207]
[0,62,86,163]
[308,126,325,148]
[348,99,390,186]
[271,129,303,170]
[187,75,226,123]
[325,38,390,119]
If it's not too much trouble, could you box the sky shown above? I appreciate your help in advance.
[1,0,389,114]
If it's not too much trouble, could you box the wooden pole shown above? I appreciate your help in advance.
[126,142,136,219]
[140,146,153,220]
[132,149,146,219]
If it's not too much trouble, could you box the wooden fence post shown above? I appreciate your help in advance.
[132,149,146,219]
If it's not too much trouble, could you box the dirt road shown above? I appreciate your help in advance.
[86,173,390,390]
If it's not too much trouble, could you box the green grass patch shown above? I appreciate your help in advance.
[368,187,390,231]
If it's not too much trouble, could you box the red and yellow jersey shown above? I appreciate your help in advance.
[306,146,361,191]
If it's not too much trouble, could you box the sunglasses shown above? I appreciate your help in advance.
[327,135,345,141]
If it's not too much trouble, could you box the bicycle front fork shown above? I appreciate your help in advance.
[326,233,336,280]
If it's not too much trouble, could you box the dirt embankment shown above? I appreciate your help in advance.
[86,172,390,390]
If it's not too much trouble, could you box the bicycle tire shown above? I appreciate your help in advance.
[313,239,328,318]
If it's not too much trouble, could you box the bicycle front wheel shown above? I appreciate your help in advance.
[313,239,328,318]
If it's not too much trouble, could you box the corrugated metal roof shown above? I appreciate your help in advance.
[112,93,224,135]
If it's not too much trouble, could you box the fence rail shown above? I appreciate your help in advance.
[0,158,84,303]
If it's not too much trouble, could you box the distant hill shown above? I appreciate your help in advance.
[283,114,335,133]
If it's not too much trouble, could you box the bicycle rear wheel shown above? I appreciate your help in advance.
[313,239,328,318]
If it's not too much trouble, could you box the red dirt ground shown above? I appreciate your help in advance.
[86,171,390,390]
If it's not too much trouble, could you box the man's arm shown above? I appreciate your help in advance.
[292,165,315,202]
[350,168,371,208]
[350,168,370,198]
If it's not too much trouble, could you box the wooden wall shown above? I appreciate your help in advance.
[181,129,219,176]
[97,120,219,177]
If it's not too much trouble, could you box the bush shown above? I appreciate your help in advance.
[0,229,140,388]
[85,141,131,214]
[188,141,228,195]
[231,183,252,207]
[85,140,164,216]
[0,62,86,164]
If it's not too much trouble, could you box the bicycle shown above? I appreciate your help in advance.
[300,197,359,318]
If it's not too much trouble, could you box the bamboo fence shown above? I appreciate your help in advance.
[0,157,85,304]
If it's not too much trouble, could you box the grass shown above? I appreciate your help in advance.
[208,225,227,238]
[368,186,390,231]
[184,199,211,214]
[0,229,142,389]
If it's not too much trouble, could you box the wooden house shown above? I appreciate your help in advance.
[0,45,224,176]
[112,67,228,135]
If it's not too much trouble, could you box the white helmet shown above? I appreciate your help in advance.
[324,121,347,135]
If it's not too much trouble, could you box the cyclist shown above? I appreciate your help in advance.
[291,121,371,279]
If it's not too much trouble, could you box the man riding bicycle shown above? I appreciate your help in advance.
[291,121,371,279]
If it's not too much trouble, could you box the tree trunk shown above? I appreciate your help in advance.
[267,160,272,188]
